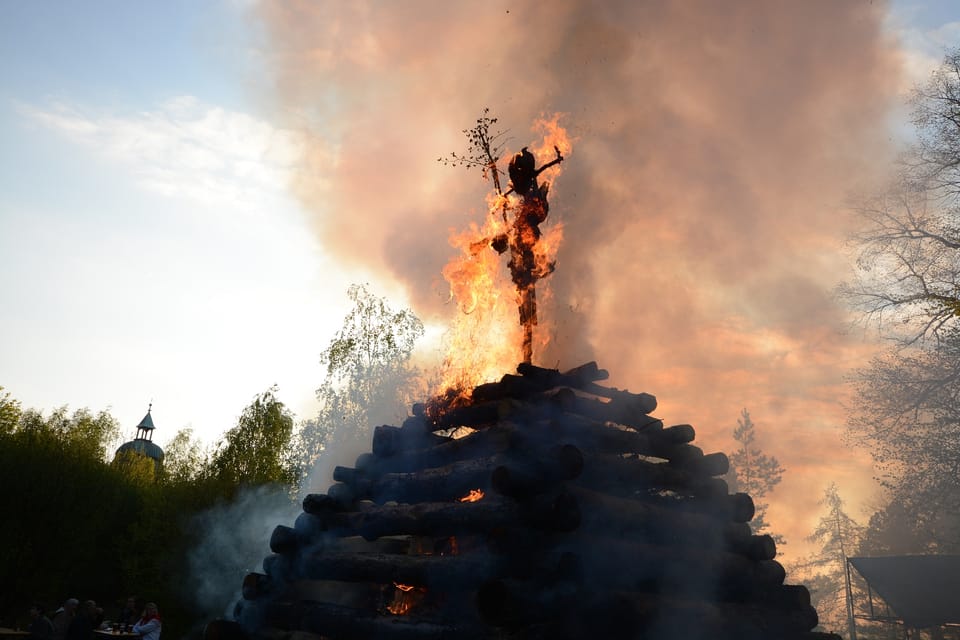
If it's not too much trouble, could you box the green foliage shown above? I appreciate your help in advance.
[17,405,121,461]
[211,386,299,488]
[0,386,21,435]
[0,386,303,636]
[0,415,142,622]
[726,408,785,543]
[301,284,424,473]
[161,428,210,484]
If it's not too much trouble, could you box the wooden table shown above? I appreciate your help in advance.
[0,630,30,639]
[93,630,139,638]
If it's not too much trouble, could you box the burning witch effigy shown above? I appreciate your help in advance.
[213,114,840,640]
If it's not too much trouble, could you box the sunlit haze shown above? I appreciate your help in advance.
[1,0,958,563]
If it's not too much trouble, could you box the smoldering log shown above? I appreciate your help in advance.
[250,599,486,640]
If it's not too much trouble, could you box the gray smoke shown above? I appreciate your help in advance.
[256,0,901,558]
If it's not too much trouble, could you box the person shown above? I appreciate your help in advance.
[28,604,54,640]
[51,599,78,640]
[116,598,138,628]
[131,603,160,640]
[65,601,99,640]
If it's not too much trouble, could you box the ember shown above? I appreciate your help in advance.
[231,361,838,640]
[459,488,484,502]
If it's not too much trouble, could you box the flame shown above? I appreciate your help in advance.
[438,115,572,394]
[386,582,427,616]
[459,488,484,502]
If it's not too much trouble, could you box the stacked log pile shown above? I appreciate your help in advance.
[231,362,839,640]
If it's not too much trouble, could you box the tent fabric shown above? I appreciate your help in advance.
[848,555,960,628]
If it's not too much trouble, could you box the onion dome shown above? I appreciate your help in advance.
[115,404,164,468]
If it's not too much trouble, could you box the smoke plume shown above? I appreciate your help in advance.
[256,0,902,558]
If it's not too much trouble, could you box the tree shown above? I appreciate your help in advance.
[840,49,960,344]
[161,427,210,484]
[300,284,424,480]
[847,339,960,552]
[726,408,785,542]
[17,405,121,460]
[841,49,960,553]
[437,107,510,194]
[211,386,300,489]
[800,483,865,640]
[0,386,21,435]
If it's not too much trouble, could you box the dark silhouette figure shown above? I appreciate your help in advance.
[498,146,563,363]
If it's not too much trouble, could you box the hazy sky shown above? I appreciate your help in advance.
[1,0,959,561]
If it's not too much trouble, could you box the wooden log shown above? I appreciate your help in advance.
[513,415,723,476]
[334,444,583,505]
[575,453,729,498]
[338,455,499,504]
[471,374,544,403]
[294,549,503,589]
[728,533,778,561]
[292,491,580,541]
[547,386,659,430]
[558,360,610,383]
[269,522,412,556]
[372,425,452,457]
[425,399,502,431]
[552,535,783,599]
[490,444,583,499]
[251,599,487,640]
[569,485,756,551]
[363,423,517,474]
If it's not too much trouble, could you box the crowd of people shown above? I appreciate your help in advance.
[24,598,160,640]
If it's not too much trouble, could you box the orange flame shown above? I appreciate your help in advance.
[386,582,426,616]
[459,488,484,503]
[439,114,572,394]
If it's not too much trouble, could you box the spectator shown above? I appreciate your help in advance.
[28,604,54,640]
[117,598,138,628]
[65,601,99,640]
[51,599,78,640]
[131,603,160,640]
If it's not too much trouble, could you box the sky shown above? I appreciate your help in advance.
[1,0,959,561]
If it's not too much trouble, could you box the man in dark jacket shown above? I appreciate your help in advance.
[28,604,54,640]
[65,601,100,640]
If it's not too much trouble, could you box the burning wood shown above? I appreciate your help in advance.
[458,489,484,502]
[227,361,840,640]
